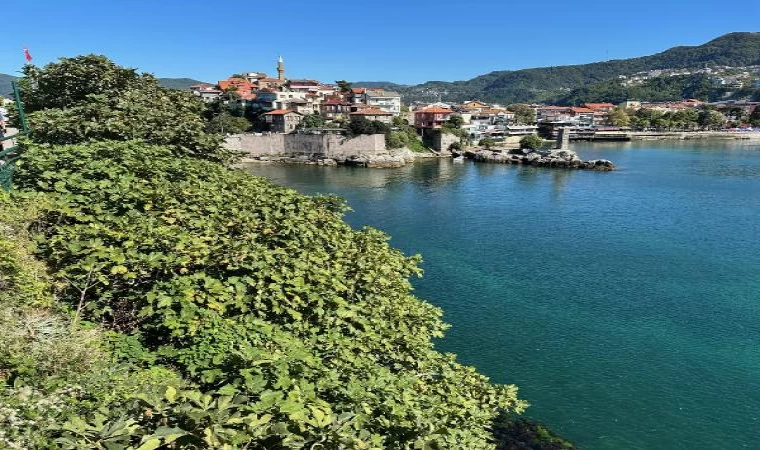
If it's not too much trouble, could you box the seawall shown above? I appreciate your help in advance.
[224,133,415,168]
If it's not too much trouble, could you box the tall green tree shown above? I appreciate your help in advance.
[19,55,228,161]
[507,104,537,124]
[608,107,631,127]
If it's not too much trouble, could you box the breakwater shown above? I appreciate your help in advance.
[464,148,616,171]
[225,133,417,168]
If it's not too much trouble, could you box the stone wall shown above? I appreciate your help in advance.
[224,133,386,159]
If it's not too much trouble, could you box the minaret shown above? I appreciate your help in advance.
[277,56,285,81]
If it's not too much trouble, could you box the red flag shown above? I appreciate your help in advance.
[23,48,32,63]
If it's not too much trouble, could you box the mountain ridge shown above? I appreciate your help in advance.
[369,32,760,104]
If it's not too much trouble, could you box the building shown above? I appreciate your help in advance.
[461,100,490,112]
[414,107,453,129]
[321,98,353,120]
[263,109,302,133]
[364,89,402,116]
[349,107,393,124]
[189,84,222,103]
[277,56,285,81]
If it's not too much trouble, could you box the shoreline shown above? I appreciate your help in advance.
[628,131,760,141]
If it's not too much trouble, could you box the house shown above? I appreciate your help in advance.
[461,100,490,112]
[364,89,402,116]
[414,107,453,129]
[283,98,315,115]
[190,84,223,103]
[583,103,616,127]
[217,77,256,95]
[321,98,353,120]
[263,109,302,133]
[349,107,393,124]
[569,107,596,127]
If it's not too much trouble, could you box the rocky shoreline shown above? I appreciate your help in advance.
[239,147,421,168]
[463,148,616,171]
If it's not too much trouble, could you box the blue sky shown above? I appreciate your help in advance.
[2,0,758,85]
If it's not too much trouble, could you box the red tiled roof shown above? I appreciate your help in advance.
[570,107,595,113]
[322,98,351,105]
[218,78,255,92]
[263,109,300,115]
[257,77,284,83]
[350,107,392,116]
[415,107,453,114]
[351,88,366,94]
[583,103,615,109]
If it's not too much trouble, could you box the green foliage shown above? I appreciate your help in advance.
[336,80,352,93]
[297,113,326,130]
[749,107,760,127]
[557,74,717,105]
[18,55,229,162]
[386,118,426,152]
[396,32,760,104]
[347,117,389,135]
[446,114,464,128]
[608,106,631,127]
[507,104,536,124]
[698,109,727,130]
[206,112,251,134]
[13,140,527,448]
[492,414,576,450]
[479,137,496,149]
[519,134,543,150]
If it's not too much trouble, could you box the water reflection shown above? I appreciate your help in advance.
[239,158,468,194]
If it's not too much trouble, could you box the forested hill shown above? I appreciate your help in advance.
[158,77,207,90]
[394,32,760,104]
[0,74,18,98]
[0,73,204,98]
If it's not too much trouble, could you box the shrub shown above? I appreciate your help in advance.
[14,140,527,448]
[519,134,544,150]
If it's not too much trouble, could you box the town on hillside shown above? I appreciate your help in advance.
[187,57,760,149]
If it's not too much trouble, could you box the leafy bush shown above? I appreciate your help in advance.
[492,414,576,450]
[519,134,543,150]
[19,55,229,162]
[13,140,527,448]
[347,117,389,135]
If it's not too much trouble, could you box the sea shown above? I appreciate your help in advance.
[241,140,760,450]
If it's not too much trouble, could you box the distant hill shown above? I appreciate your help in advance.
[390,32,760,104]
[352,81,409,90]
[0,73,18,98]
[1,74,205,98]
[158,77,207,90]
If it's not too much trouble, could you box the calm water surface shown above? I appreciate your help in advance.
[241,140,760,450]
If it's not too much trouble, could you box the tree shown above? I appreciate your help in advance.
[335,80,352,93]
[698,109,726,130]
[479,137,496,149]
[347,117,389,135]
[14,140,527,448]
[607,106,631,127]
[18,55,228,162]
[519,134,543,150]
[206,112,250,134]
[748,107,760,127]
[447,114,465,128]
[297,113,326,130]
[507,104,537,124]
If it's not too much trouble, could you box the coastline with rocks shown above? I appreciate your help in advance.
[462,147,616,171]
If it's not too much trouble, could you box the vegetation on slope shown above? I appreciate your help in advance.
[397,32,760,104]
[0,55,585,449]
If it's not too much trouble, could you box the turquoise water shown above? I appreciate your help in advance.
[241,140,760,450]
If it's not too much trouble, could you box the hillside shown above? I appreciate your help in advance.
[157,77,206,90]
[395,32,760,104]
[0,73,18,98]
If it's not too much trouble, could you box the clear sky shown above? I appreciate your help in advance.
[2,0,758,85]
